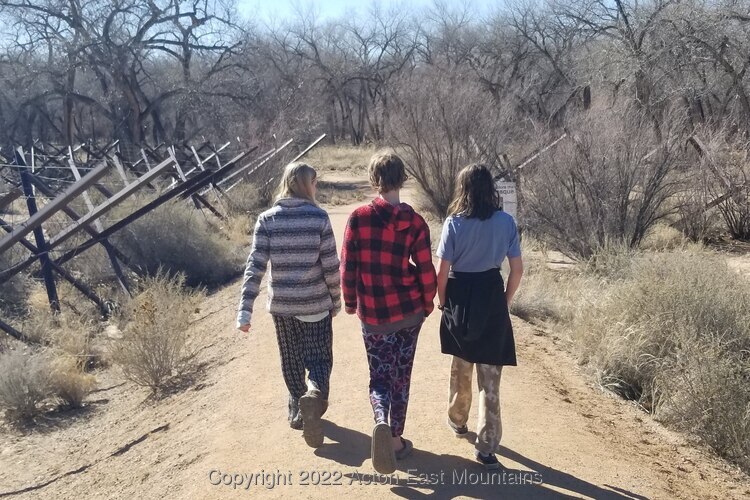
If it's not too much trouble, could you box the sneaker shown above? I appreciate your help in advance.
[371,423,397,474]
[288,397,303,430]
[299,389,325,448]
[475,451,502,470]
[448,419,468,435]
[394,438,413,460]
[289,410,303,430]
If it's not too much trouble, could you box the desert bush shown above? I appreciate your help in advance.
[509,268,564,324]
[581,241,637,281]
[110,273,204,392]
[0,251,29,316]
[389,66,520,218]
[657,340,750,472]
[641,223,690,251]
[49,354,97,409]
[573,251,750,470]
[0,350,52,422]
[223,182,263,218]
[524,107,684,259]
[688,131,750,241]
[717,181,750,241]
[114,200,244,287]
[20,283,102,364]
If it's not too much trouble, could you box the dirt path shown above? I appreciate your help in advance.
[1,180,749,499]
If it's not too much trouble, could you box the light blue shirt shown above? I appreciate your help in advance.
[436,211,521,272]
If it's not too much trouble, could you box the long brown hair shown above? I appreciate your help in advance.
[448,163,500,220]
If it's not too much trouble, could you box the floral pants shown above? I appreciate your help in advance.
[362,323,422,437]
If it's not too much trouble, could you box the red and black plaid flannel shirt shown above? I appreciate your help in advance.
[340,197,437,325]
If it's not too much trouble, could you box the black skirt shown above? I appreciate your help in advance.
[439,268,517,366]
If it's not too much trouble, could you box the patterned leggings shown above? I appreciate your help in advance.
[272,315,333,403]
[363,323,422,437]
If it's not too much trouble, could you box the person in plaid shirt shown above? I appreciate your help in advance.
[341,151,437,474]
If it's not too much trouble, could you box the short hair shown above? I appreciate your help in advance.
[368,150,408,193]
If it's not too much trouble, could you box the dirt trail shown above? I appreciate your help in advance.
[1,179,749,500]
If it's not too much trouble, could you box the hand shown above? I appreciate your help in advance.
[238,324,250,333]
[345,306,356,315]
[331,309,339,318]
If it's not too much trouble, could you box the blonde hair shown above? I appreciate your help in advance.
[275,162,317,202]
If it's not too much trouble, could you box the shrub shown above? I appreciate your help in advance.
[509,269,565,324]
[389,66,519,218]
[717,182,750,241]
[223,182,263,218]
[109,273,204,392]
[641,223,690,251]
[581,241,637,281]
[20,283,102,365]
[0,350,52,422]
[658,340,750,472]
[573,251,750,470]
[114,200,244,287]
[0,251,29,316]
[49,354,97,409]
[523,106,684,259]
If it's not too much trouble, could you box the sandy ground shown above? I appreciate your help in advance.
[1,178,749,500]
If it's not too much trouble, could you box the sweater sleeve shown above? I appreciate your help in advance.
[412,219,438,316]
[340,212,359,312]
[236,216,270,328]
[320,215,341,313]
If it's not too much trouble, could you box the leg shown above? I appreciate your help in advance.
[365,332,399,474]
[387,323,421,438]
[302,314,333,400]
[272,316,307,406]
[363,333,397,426]
[448,356,474,429]
[475,363,503,455]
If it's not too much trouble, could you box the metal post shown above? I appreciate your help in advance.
[17,152,60,312]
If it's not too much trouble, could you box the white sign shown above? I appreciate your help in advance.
[495,180,517,221]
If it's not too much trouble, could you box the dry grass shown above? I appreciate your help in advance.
[0,251,29,317]
[303,144,375,174]
[49,354,97,409]
[0,350,52,422]
[508,243,597,326]
[571,250,750,471]
[109,273,205,393]
[640,223,691,251]
[20,283,104,367]
[114,200,244,287]
[316,180,367,206]
[222,182,264,218]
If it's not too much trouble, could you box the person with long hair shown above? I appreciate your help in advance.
[436,163,524,469]
[341,151,437,474]
[236,162,341,449]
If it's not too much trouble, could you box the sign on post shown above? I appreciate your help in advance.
[495,180,517,221]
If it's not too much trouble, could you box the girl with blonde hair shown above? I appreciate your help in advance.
[237,162,341,448]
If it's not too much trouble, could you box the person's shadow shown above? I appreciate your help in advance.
[315,423,649,499]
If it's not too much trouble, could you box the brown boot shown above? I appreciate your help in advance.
[299,389,324,448]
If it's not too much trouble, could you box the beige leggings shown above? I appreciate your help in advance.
[448,356,503,455]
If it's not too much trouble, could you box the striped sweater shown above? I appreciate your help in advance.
[236,198,341,327]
